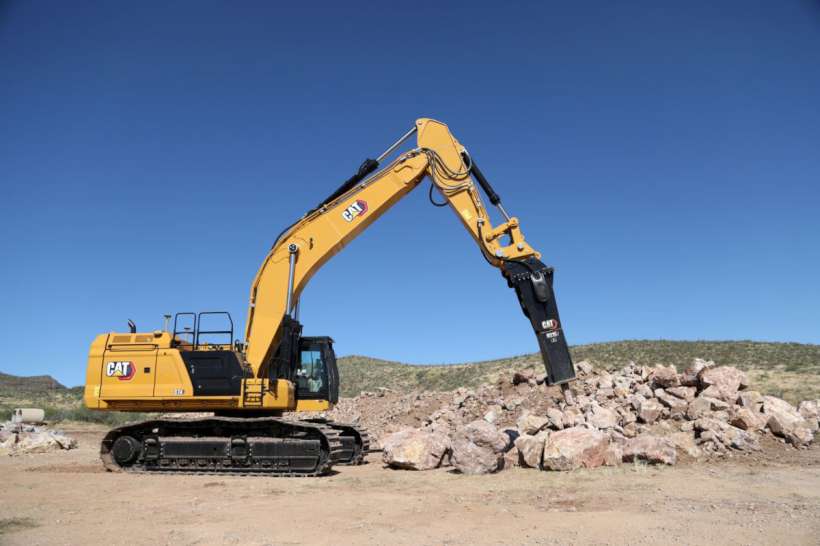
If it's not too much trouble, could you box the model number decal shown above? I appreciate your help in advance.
[106,361,136,381]
[342,199,368,222]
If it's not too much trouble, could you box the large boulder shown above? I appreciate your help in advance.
[634,383,654,399]
[11,429,77,454]
[597,372,614,389]
[542,426,611,471]
[655,389,687,417]
[503,445,521,468]
[730,408,765,432]
[737,390,763,411]
[562,407,585,427]
[666,386,696,401]
[628,394,646,411]
[721,425,761,451]
[483,407,500,424]
[546,408,565,430]
[51,431,76,450]
[698,366,749,401]
[669,431,702,458]
[514,432,548,468]
[622,434,676,465]
[680,358,713,387]
[381,429,451,470]
[637,399,664,424]
[613,385,630,399]
[451,420,509,475]
[452,389,476,407]
[576,360,594,375]
[694,417,760,451]
[649,365,680,389]
[686,396,729,420]
[797,401,819,432]
[762,396,813,446]
[0,424,77,456]
[516,412,550,435]
[621,422,638,438]
[586,404,620,430]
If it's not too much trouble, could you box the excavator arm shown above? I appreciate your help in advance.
[243,118,576,385]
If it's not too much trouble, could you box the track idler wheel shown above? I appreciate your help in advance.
[111,435,142,467]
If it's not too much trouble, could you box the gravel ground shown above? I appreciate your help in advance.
[1,425,818,546]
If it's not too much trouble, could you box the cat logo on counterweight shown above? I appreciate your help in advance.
[106,361,136,381]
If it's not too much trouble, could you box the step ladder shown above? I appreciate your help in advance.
[242,379,265,408]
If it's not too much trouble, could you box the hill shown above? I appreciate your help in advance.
[338,340,820,403]
[0,372,67,393]
[0,372,127,425]
[1,340,817,421]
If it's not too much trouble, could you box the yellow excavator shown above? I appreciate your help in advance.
[84,118,576,476]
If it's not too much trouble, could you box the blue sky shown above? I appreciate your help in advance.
[2,2,819,386]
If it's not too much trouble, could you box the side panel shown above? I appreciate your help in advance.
[83,334,109,408]
[179,350,245,396]
[99,340,157,398]
[154,349,195,398]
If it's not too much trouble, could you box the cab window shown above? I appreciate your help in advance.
[298,348,326,395]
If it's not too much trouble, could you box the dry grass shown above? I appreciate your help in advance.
[339,340,820,404]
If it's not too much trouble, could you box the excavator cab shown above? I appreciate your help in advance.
[296,336,339,404]
[267,317,340,405]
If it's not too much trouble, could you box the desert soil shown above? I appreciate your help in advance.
[1,425,819,546]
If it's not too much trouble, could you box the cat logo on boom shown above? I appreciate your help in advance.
[106,361,136,381]
[342,199,368,222]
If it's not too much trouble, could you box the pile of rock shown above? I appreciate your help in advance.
[381,419,512,474]
[303,387,457,445]
[376,358,819,474]
[0,422,77,456]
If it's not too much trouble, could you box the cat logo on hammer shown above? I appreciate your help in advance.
[106,361,136,381]
[342,199,368,222]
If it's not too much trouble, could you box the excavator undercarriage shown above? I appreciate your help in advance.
[101,417,345,476]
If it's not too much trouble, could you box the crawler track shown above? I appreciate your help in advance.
[100,417,343,476]
[302,419,370,465]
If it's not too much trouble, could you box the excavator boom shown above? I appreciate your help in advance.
[244,118,575,385]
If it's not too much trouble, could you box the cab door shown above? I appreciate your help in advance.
[323,341,339,404]
[99,334,157,398]
[295,337,339,403]
[296,343,327,400]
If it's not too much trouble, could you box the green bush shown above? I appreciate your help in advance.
[1,403,153,426]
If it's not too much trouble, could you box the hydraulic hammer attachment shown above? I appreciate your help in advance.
[503,258,576,385]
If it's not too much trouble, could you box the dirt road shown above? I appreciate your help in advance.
[1,426,818,546]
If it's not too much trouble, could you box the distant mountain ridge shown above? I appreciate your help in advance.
[337,340,820,402]
[0,372,67,393]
